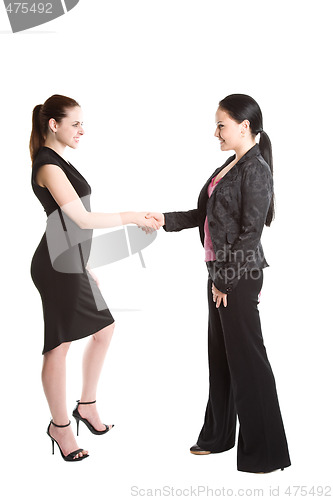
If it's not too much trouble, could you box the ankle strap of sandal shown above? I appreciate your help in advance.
[76,400,96,405]
[51,419,71,428]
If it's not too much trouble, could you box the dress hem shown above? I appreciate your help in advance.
[42,317,115,355]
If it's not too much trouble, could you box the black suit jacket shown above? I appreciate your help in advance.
[163,144,273,293]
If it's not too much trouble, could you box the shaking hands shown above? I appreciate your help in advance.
[135,212,165,234]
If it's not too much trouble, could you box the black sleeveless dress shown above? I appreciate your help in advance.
[31,147,114,354]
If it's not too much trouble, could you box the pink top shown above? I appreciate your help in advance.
[204,174,222,262]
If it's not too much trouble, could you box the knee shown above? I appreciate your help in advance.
[44,341,71,360]
[92,322,115,346]
[42,343,71,375]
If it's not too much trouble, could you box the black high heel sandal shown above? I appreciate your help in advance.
[72,400,114,436]
[46,420,89,462]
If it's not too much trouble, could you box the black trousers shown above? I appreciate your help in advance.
[197,269,291,473]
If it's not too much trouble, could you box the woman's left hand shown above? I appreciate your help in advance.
[87,267,100,288]
[212,283,228,308]
[135,212,161,233]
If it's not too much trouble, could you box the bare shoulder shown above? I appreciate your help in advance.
[35,163,67,188]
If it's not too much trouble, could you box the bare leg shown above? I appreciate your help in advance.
[42,342,88,459]
[77,322,115,430]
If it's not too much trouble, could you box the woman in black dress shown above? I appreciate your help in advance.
[146,94,291,473]
[30,94,160,461]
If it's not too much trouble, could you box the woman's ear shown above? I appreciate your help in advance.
[240,119,250,136]
[48,118,57,133]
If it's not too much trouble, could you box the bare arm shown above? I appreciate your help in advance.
[37,164,160,230]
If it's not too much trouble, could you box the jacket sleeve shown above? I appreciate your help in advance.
[163,209,199,232]
[212,162,273,293]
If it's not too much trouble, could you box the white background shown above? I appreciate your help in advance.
[1,1,332,498]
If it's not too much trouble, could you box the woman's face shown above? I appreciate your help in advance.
[214,108,246,152]
[49,106,84,149]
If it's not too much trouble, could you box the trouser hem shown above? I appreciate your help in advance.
[237,462,291,473]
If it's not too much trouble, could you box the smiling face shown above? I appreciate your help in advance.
[214,108,242,151]
[48,106,84,150]
[214,108,251,152]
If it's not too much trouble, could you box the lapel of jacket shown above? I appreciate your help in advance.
[213,161,241,191]
[198,154,236,211]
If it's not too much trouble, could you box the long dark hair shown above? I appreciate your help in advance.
[218,94,274,226]
[29,94,80,164]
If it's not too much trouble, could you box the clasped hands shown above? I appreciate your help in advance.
[136,212,165,234]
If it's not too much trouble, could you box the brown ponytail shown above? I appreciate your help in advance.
[29,94,80,164]
[29,104,44,163]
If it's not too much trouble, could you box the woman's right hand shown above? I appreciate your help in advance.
[145,212,165,227]
[134,212,161,233]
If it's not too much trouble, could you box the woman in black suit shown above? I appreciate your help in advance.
[146,94,291,473]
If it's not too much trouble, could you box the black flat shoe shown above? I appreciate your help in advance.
[190,444,211,455]
[46,420,89,462]
[72,400,113,436]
